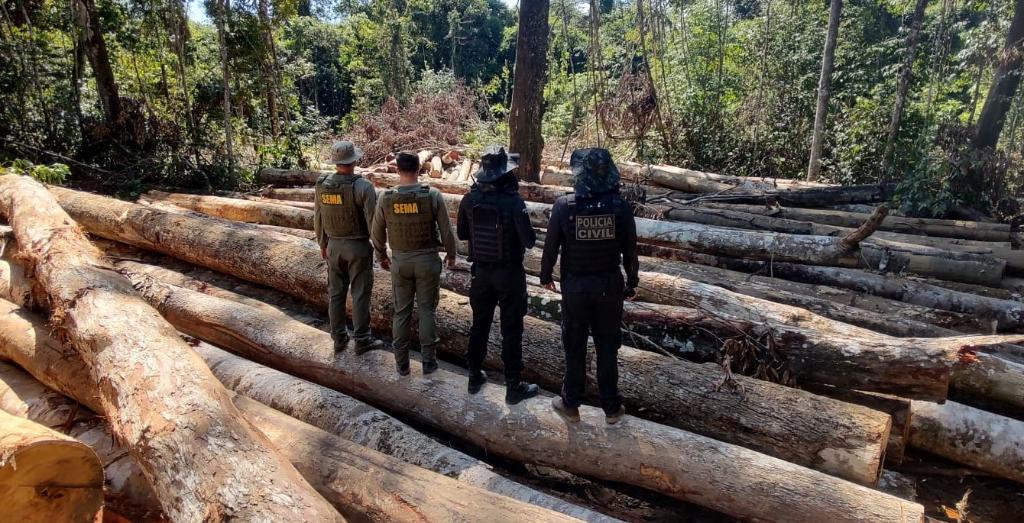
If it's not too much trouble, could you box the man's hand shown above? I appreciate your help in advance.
[444,254,457,269]
[542,281,558,292]
[379,256,391,271]
[320,246,328,260]
[624,286,637,301]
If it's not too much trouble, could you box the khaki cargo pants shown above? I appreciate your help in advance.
[390,251,441,368]
[326,238,373,344]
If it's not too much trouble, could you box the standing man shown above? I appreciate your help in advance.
[457,145,540,405]
[540,148,639,424]
[315,140,384,354]
[372,152,458,375]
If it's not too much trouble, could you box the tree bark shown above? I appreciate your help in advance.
[508,0,550,183]
[145,190,314,229]
[949,352,1024,419]
[701,203,1012,242]
[0,409,103,523]
[973,0,1024,152]
[138,198,317,240]
[0,175,341,522]
[618,161,833,192]
[803,386,912,465]
[72,0,120,126]
[807,0,843,181]
[258,166,329,185]
[216,0,235,172]
[120,277,930,521]
[880,0,930,181]
[195,341,615,522]
[0,362,161,520]
[909,399,1024,485]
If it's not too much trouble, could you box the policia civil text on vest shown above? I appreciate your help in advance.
[372,152,458,376]
[456,145,540,405]
[315,140,385,354]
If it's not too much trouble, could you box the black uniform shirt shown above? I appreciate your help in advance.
[456,183,536,263]
[539,193,640,293]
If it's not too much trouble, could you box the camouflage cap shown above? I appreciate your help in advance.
[570,148,620,198]
[475,145,519,183]
[328,140,363,165]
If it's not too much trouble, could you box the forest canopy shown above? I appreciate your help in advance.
[0,0,1021,217]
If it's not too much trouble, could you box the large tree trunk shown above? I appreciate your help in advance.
[0,362,161,520]
[119,277,926,521]
[118,258,892,486]
[145,190,313,229]
[195,341,614,522]
[909,399,1024,485]
[0,175,341,521]
[972,0,1024,152]
[880,0,930,181]
[72,0,120,126]
[508,0,550,183]
[0,409,103,523]
[216,0,235,172]
[618,161,833,192]
[700,203,1012,242]
[948,352,1024,419]
[0,299,578,523]
[807,0,843,181]
[138,198,317,240]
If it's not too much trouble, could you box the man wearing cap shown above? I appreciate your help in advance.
[456,145,540,405]
[539,148,639,424]
[315,140,384,354]
[372,152,458,376]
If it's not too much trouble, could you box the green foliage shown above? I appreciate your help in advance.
[6,159,70,185]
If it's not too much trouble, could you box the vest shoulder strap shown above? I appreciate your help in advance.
[316,174,329,184]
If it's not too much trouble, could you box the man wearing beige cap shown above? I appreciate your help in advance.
[315,140,384,353]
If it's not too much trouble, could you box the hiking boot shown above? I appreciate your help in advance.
[421,344,438,375]
[395,347,410,376]
[333,336,350,353]
[605,405,626,425]
[422,360,438,375]
[353,338,385,355]
[551,397,580,423]
[505,381,539,405]
[396,361,411,376]
[467,370,486,394]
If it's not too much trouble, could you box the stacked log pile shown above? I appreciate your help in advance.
[0,153,1022,520]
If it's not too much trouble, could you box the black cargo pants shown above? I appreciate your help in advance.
[560,274,624,415]
[465,263,528,382]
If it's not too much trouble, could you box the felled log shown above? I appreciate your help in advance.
[145,190,313,229]
[417,149,433,171]
[0,176,341,522]
[0,238,36,309]
[0,299,574,523]
[123,279,925,521]
[446,193,1006,286]
[258,186,318,201]
[618,161,833,192]
[119,258,891,485]
[140,199,318,241]
[909,400,1024,485]
[803,385,912,465]
[948,353,1024,419]
[0,409,103,523]
[639,245,1024,329]
[0,362,161,519]
[441,150,460,165]
[703,203,1012,242]
[196,342,613,522]
[540,165,574,186]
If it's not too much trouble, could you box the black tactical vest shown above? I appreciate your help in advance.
[381,185,439,252]
[315,174,367,238]
[467,188,519,264]
[563,193,623,274]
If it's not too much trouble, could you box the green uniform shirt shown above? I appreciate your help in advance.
[313,173,378,248]
[371,184,457,261]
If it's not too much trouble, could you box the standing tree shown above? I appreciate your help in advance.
[972,0,1024,153]
[806,0,843,181]
[215,0,235,173]
[72,0,121,127]
[509,0,551,183]
[879,0,929,182]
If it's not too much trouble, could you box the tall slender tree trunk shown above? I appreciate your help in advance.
[257,0,280,138]
[72,0,121,127]
[806,0,843,181]
[879,0,929,182]
[973,0,1024,151]
[509,0,550,183]
[216,0,235,173]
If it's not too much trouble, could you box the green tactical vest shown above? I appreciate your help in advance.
[316,174,367,238]
[381,185,439,252]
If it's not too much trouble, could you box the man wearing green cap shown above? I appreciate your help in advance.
[372,152,458,376]
[315,140,384,353]
[540,148,639,425]
[456,145,539,405]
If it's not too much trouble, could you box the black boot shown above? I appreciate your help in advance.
[421,344,438,375]
[353,338,385,355]
[505,381,539,405]
[467,370,486,394]
[395,346,410,376]
[332,334,350,353]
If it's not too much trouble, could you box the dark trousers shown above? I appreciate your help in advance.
[560,284,624,415]
[465,264,527,382]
